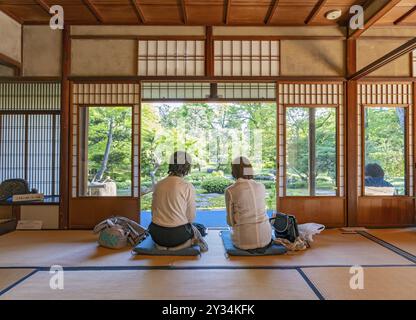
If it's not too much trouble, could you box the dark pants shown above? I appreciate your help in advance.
[149,222,206,248]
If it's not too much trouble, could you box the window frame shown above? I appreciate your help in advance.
[76,104,135,199]
[360,104,409,197]
[283,104,340,198]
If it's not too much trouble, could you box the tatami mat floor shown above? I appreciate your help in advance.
[0,228,415,300]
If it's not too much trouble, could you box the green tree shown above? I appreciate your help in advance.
[87,106,132,192]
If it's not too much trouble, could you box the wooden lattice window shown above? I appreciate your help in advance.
[138,40,205,76]
[214,40,280,76]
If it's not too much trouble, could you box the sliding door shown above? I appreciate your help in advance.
[356,82,415,226]
[69,83,140,228]
[277,83,346,226]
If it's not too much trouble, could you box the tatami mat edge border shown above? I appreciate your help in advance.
[357,231,416,264]
[296,268,325,300]
[0,264,416,271]
[0,270,38,296]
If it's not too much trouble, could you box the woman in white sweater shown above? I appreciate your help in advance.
[225,157,273,252]
[149,151,197,248]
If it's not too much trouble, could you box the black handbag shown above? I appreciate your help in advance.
[270,212,299,243]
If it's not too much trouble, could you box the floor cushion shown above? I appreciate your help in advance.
[220,231,287,256]
[133,236,201,256]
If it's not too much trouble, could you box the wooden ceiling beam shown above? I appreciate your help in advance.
[394,6,416,25]
[34,0,51,15]
[0,52,21,70]
[180,0,188,24]
[224,0,231,25]
[131,0,146,24]
[82,0,104,23]
[305,0,327,25]
[264,0,279,25]
[348,37,416,80]
[349,0,401,39]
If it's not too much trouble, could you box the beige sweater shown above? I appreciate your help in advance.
[225,178,272,250]
[151,176,196,227]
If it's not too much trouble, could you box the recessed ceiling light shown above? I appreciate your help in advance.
[325,9,342,20]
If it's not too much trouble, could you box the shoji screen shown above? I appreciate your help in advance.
[141,82,211,100]
[0,82,61,196]
[214,40,280,76]
[217,83,276,100]
[141,82,276,101]
[138,40,205,76]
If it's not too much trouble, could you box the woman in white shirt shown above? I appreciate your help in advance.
[225,156,273,252]
[149,151,197,248]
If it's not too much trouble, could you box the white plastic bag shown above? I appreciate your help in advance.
[298,223,325,243]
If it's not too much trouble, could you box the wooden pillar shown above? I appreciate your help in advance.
[205,26,214,77]
[346,38,358,226]
[59,25,71,229]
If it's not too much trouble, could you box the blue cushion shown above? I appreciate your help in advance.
[133,236,201,256]
[220,231,287,256]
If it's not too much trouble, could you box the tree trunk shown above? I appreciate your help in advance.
[94,118,114,182]
[140,161,160,196]
[396,107,405,132]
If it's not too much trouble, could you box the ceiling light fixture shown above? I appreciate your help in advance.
[325,9,342,20]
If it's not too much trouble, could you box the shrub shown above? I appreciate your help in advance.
[212,170,224,177]
[260,181,276,189]
[201,177,233,194]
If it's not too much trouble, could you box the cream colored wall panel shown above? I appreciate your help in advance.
[0,65,15,76]
[20,206,59,229]
[0,11,21,62]
[71,26,205,36]
[213,26,345,37]
[357,40,411,77]
[23,26,62,77]
[281,40,345,76]
[71,40,136,76]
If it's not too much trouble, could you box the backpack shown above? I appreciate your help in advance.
[93,216,148,249]
[270,212,299,243]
